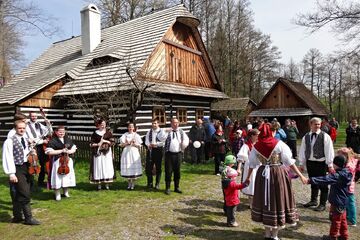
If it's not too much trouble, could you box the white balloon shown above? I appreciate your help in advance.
[193,141,201,148]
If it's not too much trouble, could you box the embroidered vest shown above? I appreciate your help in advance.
[148,129,162,145]
[165,129,184,152]
[12,136,25,165]
[28,122,43,138]
[305,131,325,160]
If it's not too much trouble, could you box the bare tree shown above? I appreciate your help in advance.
[0,0,59,85]
[295,0,360,56]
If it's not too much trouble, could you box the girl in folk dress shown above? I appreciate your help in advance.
[245,122,307,240]
[237,128,260,208]
[45,126,77,201]
[90,119,115,190]
[119,122,142,190]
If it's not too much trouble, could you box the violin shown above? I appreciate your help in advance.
[58,144,70,175]
[98,129,114,154]
[27,146,41,175]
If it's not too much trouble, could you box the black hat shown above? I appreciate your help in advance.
[333,155,347,168]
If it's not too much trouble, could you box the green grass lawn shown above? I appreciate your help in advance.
[0,126,359,240]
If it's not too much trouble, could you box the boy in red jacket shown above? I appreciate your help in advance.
[222,165,248,227]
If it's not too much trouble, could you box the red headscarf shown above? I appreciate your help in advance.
[254,123,278,159]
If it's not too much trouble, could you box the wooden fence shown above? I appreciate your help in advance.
[68,133,192,170]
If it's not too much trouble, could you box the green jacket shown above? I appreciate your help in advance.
[284,126,298,141]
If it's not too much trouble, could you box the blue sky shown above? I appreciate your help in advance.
[22,0,340,69]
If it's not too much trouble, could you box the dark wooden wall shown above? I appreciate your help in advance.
[259,82,304,109]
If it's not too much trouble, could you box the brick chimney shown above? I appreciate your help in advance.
[81,4,101,55]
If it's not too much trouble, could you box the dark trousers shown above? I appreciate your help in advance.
[165,152,182,189]
[329,205,348,239]
[204,142,212,161]
[214,153,225,174]
[191,145,203,164]
[11,164,31,219]
[36,145,47,185]
[286,140,297,158]
[145,148,163,186]
[307,160,329,205]
[226,205,237,224]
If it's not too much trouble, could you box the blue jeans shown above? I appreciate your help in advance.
[346,193,357,225]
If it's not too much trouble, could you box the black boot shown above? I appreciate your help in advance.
[11,201,24,223]
[165,181,171,195]
[174,180,182,194]
[304,188,318,208]
[23,203,41,225]
[155,174,161,190]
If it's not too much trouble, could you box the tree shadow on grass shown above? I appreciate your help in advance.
[161,224,264,240]
[0,211,12,223]
[298,214,329,224]
[0,199,12,211]
[180,198,224,209]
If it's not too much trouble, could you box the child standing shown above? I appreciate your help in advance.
[337,147,359,227]
[307,155,352,240]
[222,155,248,227]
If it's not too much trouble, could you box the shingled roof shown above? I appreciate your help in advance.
[250,77,328,117]
[211,97,256,111]
[0,4,227,105]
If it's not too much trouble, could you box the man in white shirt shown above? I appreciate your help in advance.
[299,117,335,211]
[26,111,52,187]
[164,118,189,195]
[145,118,167,189]
[2,120,41,225]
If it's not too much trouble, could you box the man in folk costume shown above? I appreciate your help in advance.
[26,111,53,187]
[246,122,307,240]
[145,118,167,189]
[2,120,41,225]
[164,117,189,195]
[299,117,335,211]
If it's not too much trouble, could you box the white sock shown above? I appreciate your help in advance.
[265,227,271,238]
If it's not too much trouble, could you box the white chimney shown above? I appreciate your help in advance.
[81,4,101,55]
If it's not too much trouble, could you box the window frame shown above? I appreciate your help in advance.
[177,108,187,124]
[152,107,166,125]
[195,109,204,120]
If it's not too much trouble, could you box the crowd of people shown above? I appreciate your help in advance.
[2,111,360,240]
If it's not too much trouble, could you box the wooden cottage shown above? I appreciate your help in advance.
[0,4,228,140]
[249,77,329,136]
[211,97,257,121]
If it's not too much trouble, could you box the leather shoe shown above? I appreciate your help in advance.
[303,201,317,208]
[11,217,24,223]
[24,218,41,225]
[314,205,326,211]
[174,188,182,194]
[165,189,171,195]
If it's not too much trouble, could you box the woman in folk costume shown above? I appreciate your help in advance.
[237,128,260,208]
[45,126,77,201]
[245,122,307,240]
[119,122,142,190]
[90,119,115,190]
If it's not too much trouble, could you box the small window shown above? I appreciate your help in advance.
[196,109,204,120]
[153,107,166,125]
[177,108,187,124]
